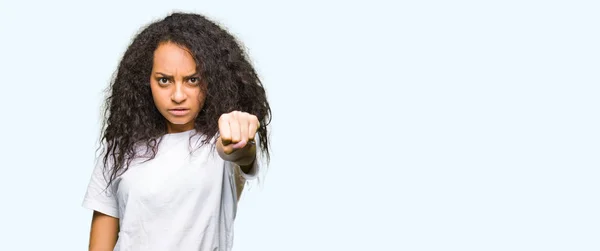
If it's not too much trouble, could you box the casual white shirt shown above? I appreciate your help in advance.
[82,129,260,251]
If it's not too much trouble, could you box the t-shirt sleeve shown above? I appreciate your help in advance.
[81,155,120,218]
[235,157,261,180]
[235,138,266,180]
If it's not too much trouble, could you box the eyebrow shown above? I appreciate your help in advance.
[155,72,200,78]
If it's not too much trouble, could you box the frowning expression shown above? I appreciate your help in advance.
[150,42,206,133]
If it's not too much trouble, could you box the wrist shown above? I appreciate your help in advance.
[216,137,257,165]
[235,154,256,167]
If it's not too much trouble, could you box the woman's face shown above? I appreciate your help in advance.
[150,42,205,133]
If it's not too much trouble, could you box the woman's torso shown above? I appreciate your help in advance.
[111,131,240,251]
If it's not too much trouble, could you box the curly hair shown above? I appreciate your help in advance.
[99,12,271,187]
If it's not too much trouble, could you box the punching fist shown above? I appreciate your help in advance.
[217,111,260,155]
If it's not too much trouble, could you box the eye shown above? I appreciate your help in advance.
[188,77,200,85]
[158,77,169,85]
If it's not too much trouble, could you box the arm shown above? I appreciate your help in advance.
[216,111,261,200]
[216,111,259,174]
[218,136,260,200]
[216,136,257,174]
[89,211,119,251]
[83,145,121,250]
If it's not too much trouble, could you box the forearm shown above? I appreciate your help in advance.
[89,211,119,251]
[216,137,257,173]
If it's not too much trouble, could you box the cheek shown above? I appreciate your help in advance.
[150,85,168,108]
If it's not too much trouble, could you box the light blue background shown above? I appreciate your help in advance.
[0,0,598,250]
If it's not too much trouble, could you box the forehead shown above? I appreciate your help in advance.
[152,42,197,72]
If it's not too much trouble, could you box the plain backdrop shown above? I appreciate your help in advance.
[0,0,598,250]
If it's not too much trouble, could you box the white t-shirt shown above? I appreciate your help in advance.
[82,129,260,251]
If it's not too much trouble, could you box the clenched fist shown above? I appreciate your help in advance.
[216,111,259,166]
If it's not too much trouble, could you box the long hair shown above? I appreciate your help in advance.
[99,12,271,187]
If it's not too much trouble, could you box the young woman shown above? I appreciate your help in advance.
[82,12,271,251]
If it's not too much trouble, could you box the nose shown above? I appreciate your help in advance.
[171,83,187,104]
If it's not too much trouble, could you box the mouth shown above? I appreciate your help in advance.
[168,108,190,116]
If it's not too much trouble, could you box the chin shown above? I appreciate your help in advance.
[163,115,190,124]
[169,119,193,125]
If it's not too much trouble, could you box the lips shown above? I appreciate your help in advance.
[168,108,190,116]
